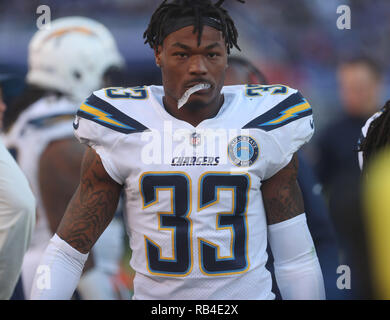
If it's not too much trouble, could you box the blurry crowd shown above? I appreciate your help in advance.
[2,1,390,129]
[0,0,390,299]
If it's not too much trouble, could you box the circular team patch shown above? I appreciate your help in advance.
[228,136,259,167]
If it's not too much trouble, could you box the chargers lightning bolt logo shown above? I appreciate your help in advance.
[76,93,149,134]
[243,92,313,132]
[260,100,311,127]
[79,103,134,130]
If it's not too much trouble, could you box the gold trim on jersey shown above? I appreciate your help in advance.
[104,86,149,100]
[245,84,289,97]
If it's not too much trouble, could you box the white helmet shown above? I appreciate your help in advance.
[27,16,125,103]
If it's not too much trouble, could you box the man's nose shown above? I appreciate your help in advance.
[188,55,207,75]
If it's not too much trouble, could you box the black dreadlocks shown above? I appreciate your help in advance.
[359,100,390,170]
[144,0,245,54]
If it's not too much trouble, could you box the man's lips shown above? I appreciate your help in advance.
[184,82,213,94]
[177,83,213,109]
[184,81,213,89]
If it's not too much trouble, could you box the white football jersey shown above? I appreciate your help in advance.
[74,84,314,300]
[6,95,77,250]
[5,95,125,297]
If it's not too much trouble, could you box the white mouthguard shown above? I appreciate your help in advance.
[177,83,211,109]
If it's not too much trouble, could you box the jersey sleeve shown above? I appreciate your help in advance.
[357,109,383,170]
[73,89,148,184]
[74,90,146,184]
[244,89,314,180]
[74,116,123,184]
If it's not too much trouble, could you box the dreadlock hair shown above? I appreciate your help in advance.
[359,100,390,170]
[144,0,245,54]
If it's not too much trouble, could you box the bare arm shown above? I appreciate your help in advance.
[261,153,304,225]
[56,147,123,253]
[39,138,86,234]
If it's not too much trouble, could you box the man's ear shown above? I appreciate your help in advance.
[155,45,162,67]
[225,53,229,69]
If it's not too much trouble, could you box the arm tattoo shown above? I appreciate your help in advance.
[57,147,122,253]
[261,154,305,225]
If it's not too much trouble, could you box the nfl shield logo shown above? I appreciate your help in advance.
[190,132,201,147]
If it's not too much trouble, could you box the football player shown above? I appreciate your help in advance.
[358,100,390,171]
[359,100,390,299]
[224,56,268,86]
[0,75,35,299]
[32,0,325,300]
[4,17,129,299]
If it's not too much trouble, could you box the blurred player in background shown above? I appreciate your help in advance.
[0,75,35,299]
[358,100,390,172]
[358,100,390,299]
[225,56,340,299]
[314,56,383,299]
[3,17,129,299]
[32,0,324,300]
[224,56,268,85]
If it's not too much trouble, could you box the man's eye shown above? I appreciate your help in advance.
[174,52,188,58]
[207,52,219,58]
